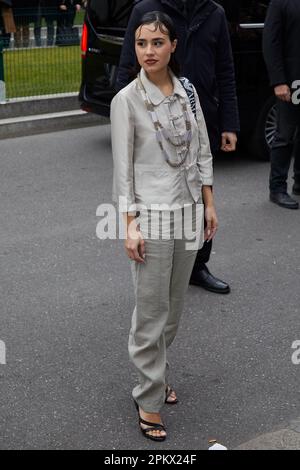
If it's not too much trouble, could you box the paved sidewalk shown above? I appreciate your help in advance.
[1,126,300,449]
[236,418,300,449]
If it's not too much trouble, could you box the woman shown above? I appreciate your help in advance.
[110,11,217,442]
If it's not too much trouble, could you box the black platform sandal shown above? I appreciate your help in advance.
[165,385,178,404]
[133,400,167,442]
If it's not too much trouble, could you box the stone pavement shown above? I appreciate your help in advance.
[235,418,300,449]
[1,126,300,450]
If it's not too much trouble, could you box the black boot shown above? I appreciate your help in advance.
[270,192,299,209]
[189,265,230,294]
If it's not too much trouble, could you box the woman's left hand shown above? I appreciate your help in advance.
[204,204,218,241]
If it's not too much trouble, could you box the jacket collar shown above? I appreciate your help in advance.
[139,67,187,105]
[161,0,218,32]
[161,0,211,17]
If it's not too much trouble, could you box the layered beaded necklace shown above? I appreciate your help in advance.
[137,73,193,168]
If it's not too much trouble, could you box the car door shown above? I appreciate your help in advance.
[80,0,134,114]
[231,1,271,132]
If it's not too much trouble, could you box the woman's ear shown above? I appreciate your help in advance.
[171,39,178,53]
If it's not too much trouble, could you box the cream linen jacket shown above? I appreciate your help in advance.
[110,68,213,213]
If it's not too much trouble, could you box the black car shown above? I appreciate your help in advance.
[79,0,275,160]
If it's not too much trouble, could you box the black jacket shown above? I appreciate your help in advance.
[116,0,240,153]
[263,0,300,87]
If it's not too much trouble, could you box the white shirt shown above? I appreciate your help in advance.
[110,67,213,214]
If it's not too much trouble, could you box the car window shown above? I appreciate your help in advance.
[238,1,269,23]
[88,0,134,28]
[217,0,269,23]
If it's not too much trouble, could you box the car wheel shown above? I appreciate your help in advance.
[252,96,277,161]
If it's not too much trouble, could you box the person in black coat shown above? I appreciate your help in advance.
[34,0,60,47]
[117,0,240,294]
[12,0,38,47]
[55,0,81,45]
[263,0,300,209]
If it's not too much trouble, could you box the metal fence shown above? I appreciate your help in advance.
[0,7,84,101]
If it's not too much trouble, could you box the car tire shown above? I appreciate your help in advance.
[251,96,277,161]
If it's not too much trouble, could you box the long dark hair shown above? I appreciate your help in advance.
[132,11,181,78]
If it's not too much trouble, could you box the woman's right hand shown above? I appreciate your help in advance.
[125,223,145,263]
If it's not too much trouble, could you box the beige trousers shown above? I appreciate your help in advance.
[128,205,203,412]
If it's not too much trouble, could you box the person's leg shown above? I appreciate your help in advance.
[192,239,212,271]
[164,236,198,389]
[13,14,23,48]
[165,241,198,348]
[68,7,76,28]
[56,9,64,29]
[128,237,174,413]
[186,154,230,292]
[14,25,22,48]
[292,112,300,193]
[23,25,30,48]
[164,206,199,350]
[22,21,30,48]
[189,230,230,294]
[63,7,75,29]
[270,100,299,193]
[39,3,54,46]
[56,9,65,45]
[64,7,77,44]
[46,14,55,46]
[34,4,42,47]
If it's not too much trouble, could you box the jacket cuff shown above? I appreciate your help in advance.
[202,178,214,186]
[270,74,287,87]
[220,128,240,133]
[272,81,288,88]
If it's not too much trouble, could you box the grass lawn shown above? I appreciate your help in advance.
[2,9,85,99]
[4,45,81,98]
